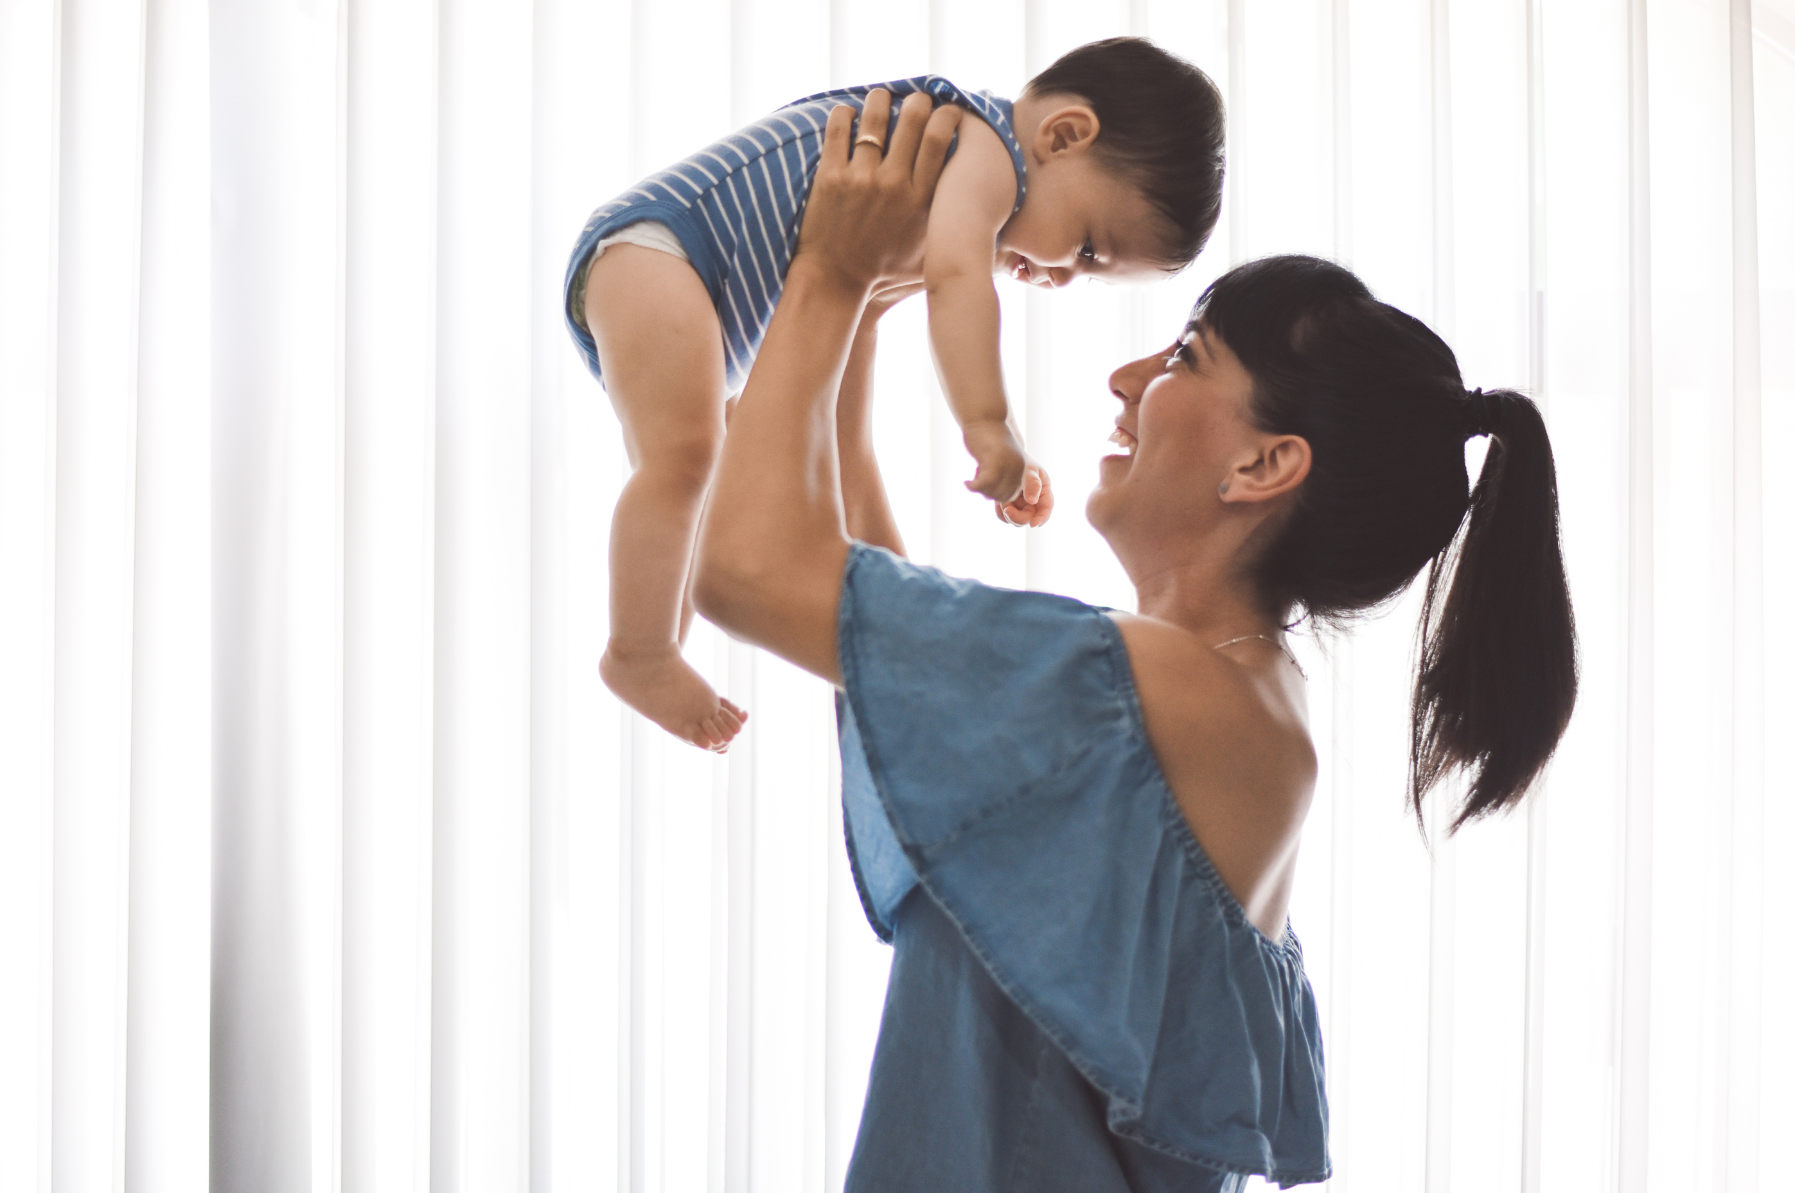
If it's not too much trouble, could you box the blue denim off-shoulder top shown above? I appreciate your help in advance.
[834,543,1330,1191]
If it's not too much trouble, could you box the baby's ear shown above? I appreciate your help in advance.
[1033,103,1100,158]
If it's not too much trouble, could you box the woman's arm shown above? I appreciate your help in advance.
[693,91,960,684]
[835,287,918,557]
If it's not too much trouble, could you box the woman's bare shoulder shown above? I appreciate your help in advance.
[1107,613,1316,938]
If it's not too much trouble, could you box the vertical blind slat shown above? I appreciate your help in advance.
[432,0,536,1187]
[209,0,349,1186]
[52,0,147,1188]
[0,1,63,1189]
[342,0,439,1189]
[126,0,212,1187]
[1620,0,1656,1187]
[1723,3,1764,1191]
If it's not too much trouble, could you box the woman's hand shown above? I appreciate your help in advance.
[793,89,963,297]
[694,89,961,684]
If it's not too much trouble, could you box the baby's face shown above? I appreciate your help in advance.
[996,157,1174,289]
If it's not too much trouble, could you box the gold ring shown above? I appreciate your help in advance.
[854,134,883,149]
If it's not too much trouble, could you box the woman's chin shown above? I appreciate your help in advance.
[1085,457,1131,529]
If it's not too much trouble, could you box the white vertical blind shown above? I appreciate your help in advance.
[128,0,212,1190]
[2,1,1792,1190]
[1,2,63,1192]
[341,0,437,1184]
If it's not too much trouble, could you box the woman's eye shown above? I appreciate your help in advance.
[1078,238,1096,262]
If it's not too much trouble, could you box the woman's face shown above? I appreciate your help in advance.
[1086,323,1261,552]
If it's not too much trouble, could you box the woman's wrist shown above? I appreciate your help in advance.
[785,253,877,312]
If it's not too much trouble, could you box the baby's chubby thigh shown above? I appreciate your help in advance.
[584,240,730,480]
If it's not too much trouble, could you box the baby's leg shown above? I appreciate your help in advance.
[586,242,745,751]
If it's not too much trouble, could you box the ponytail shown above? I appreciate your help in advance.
[1410,390,1578,830]
[1192,256,1579,835]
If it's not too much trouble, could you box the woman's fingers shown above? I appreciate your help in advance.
[881,91,932,176]
[911,102,963,195]
[796,89,956,291]
[822,102,855,171]
[854,88,893,168]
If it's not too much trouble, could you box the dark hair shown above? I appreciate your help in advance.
[1023,37,1225,267]
[1193,255,1578,832]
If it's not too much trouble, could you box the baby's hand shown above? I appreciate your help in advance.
[962,419,1028,505]
[997,461,1053,528]
[962,420,1053,527]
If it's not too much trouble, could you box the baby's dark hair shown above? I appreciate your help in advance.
[1022,37,1225,268]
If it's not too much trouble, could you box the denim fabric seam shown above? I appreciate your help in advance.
[899,720,1114,856]
[1093,611,1306,965]
[1108,1119,1330,1187]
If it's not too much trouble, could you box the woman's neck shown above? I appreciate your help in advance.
[1129,558,1285,646]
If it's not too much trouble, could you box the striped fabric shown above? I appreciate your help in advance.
[564,75,1029,392]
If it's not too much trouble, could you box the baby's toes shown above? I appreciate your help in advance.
[714,711,746,749]
[696,711,736,753]
[689,718,724,751]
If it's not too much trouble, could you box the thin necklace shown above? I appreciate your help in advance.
[1211,633,1307,680]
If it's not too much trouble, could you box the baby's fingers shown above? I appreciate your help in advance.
[998,471,1054,528]
[964,463,1021,504]
[1022,466,1043,506]
[1028,471,1056,526]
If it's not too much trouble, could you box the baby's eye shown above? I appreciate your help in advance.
[1077,238,1096,262]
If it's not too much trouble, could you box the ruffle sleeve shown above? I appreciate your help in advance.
[835,544,1331,1187]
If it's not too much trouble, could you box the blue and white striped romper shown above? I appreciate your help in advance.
[564,76,1030,393]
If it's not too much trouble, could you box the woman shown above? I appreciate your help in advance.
[695,92,1576,1191]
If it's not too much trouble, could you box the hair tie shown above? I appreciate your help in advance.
[1464,388,1500,439]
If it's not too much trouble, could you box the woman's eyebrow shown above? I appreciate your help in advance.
[1178,325,1210,363]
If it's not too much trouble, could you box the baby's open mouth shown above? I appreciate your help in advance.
[1010,255,1036,283]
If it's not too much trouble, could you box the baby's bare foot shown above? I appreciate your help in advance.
[601,643,749,752]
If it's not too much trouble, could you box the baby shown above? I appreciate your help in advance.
[566,36,1225,750]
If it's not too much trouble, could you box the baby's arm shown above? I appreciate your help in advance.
[923,118,1052,526]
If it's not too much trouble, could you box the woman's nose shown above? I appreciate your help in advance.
[1108,354,1156,405]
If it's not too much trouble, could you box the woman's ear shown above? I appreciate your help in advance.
[1219,435,1312,504]
[1031,103,1100,159]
